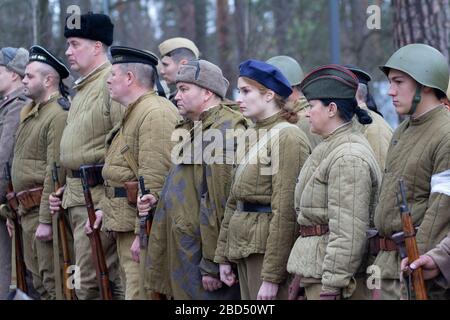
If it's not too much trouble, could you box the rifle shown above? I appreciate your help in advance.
[4,162,28,294]
[397,178,428,300]
[138,176,166,300]
[51,162,76,300]
[138,176,152,250]
[80,165,112,300]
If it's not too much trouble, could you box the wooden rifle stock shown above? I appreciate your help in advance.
[398,178,428,300]
[138,176,166,300]
[51,163,76,300]
[80,165,112,300]
[4,162,28,294]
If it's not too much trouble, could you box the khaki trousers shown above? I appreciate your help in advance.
[68,205,124,300]
[116,231,140,300]
[0,218,12,299]
[236,254,289,300]
[21,209,55,299]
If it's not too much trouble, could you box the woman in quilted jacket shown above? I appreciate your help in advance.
[286,64,382,300]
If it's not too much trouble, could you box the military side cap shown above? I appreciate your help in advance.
[0,47,29,77]
[239,59,293,99]
[110,46,158,66]
[29,45,70,79]
[64,12,114,46]
[176,59,229,99]
[344,64,371,85]
[300,64,359,100]
[158,37,199,59]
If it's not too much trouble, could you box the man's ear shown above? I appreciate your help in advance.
[94,41,105,55]
[179,59,188,66]
[10,72,20,82]
[127,71,134,85]
[203,89,214,101]
[422,86,434,94]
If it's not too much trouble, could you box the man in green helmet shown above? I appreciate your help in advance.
[266,55,322,149]
[372,43,450,299]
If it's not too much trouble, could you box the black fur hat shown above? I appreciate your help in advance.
[64,12,114,46]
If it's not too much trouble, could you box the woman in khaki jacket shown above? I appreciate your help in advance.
[286,65,382,300]
[214,59,311,300]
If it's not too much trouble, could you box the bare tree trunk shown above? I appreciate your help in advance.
[271,0,293,53]
[160,0,177,39]
[194,0,208,58]
[392,0,449,60]
[178,0,196,40]
[234,0,249,62]
[349,0,368,65]
[37,0,52,48]
[216,0,234,98]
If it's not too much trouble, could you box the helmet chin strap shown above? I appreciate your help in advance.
[408,84,422,115]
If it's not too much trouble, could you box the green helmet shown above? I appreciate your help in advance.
[266,55,304,86]
[380,43,449,95]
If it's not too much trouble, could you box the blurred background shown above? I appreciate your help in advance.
[1,0,449,128]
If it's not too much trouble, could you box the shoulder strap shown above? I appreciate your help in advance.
[234,122,296,183]
[118,128,139,180]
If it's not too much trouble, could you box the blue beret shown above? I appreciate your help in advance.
[239,59,293,99]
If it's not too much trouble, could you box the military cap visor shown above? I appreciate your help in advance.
[110,46,158,66]
[29,45,70,79]
[344,64,372,85]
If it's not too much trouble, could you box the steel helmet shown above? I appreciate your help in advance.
[266,55,304,86]
[380,43,449,95]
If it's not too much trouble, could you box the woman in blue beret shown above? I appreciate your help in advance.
[214,59,311,300]
[286,65,382,300]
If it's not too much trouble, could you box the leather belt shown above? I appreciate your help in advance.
[105,186,127,198]
[299,224,329,237]
[70,169,81,178]
[237,201,272,213]
[378,237,398,251]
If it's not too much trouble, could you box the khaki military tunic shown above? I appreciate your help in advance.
[353,103,393,171]
[60,62,124,208]
[11,93,68,299]
[147,103,247,299]
[59,62,124,300]
[287,122,381,299]
[215,112,311,299]
[374,106,450,299]
[99,91,180,299]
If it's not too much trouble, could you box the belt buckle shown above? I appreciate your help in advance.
[315,225,322,236]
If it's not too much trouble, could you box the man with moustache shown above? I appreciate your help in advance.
[10,45,70,299]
